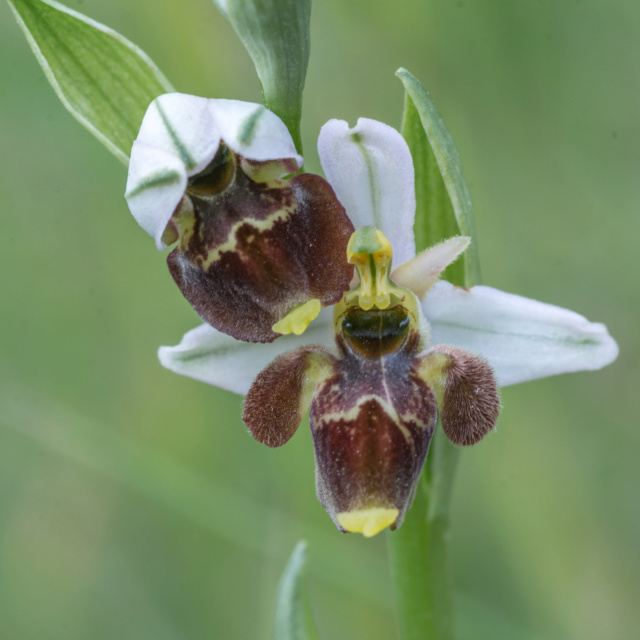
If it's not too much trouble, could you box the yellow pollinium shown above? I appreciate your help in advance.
[337,507,399,538]
[272,298,321,335]
[346,226,394,310]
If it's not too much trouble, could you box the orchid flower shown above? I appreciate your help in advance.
[129,98,618,536]
[126,93,354,343]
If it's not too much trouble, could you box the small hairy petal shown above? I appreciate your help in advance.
[392,236,470,298]
[243,346,335,448]
[418,345,500,446]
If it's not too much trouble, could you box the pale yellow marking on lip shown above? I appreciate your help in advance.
[337,508,399,537]
[417,351,451,406]
[172,197,197,249]
[315,392,416,442]
[194,202,296,270]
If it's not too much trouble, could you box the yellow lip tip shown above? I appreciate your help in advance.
[336,508,399,538]
[272,299,321,335]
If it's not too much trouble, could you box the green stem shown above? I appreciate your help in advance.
[388,429,460,640]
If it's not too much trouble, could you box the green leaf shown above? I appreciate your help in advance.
[8,0,174,164]
[273,541,319,640]
[396,67,481,288]
[217,0,311,155]
[400,92,465,285]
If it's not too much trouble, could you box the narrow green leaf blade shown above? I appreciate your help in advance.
[221,0,311,154]
[400,92,464,285]
[396,67,481,287]
[8,0,174,164]
[273,541,319,640]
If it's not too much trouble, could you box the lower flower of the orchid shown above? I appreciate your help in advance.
[243,226,500,536]
[157,116,618,536]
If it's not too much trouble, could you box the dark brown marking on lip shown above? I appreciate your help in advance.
[168,163,355,343]
[309,329,437,529]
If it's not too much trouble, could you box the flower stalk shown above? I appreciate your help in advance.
[388,422,461,640]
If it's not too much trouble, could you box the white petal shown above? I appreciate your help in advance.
[318,118,416,265]
[392,236,470,298]
[136,93,221,174]
[210,99,304,168]
[157,309,336,396]
[423,281,619,387]
[125,141,187,250]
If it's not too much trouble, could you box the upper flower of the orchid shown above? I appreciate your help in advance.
[125,93,355,343]
[156,116,619,536]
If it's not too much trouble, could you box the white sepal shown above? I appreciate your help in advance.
[125,141,187,250]
[158,308,335,396]
[211,0,229,18]
[210,99,303,168]
[423,281,619,387]
[126,93,304,250]
[318,118,416,265]
[136,93,221,173]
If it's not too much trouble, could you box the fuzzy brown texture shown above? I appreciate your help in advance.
[433,346,500,446]
[168,167,354,343]
[311,328,437,529]
[243,346,334,448]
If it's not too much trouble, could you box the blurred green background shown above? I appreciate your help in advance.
[1,0,638,638]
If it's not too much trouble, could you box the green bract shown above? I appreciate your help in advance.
[8,0,173,164]
[273,541,318,640]
[214,0,312,154]
[397,67,482,287]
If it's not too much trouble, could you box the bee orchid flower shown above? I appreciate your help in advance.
[156,115,619,536]
[126,93,355,343]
